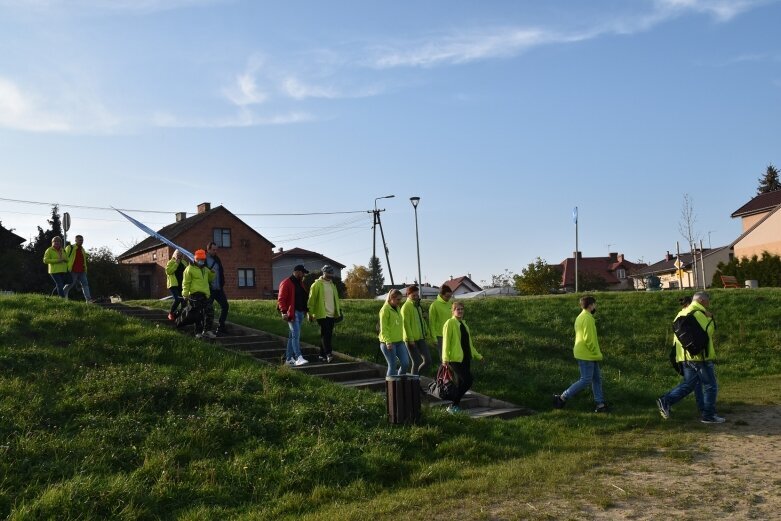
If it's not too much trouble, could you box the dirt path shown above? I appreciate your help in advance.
[523,405,781,520]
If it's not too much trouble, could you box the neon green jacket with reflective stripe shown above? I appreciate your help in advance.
[378,302,403,344]
[442,317,482,363]
[573,309,602,361]
[401,298,428,342]
[673,301,715,362]
[43,247,69,274]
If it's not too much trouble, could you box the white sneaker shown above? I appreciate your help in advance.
[285,358,295,366]
[202,331,217,339]
[294,356,309,366]
[195,333,203,339]
[701,415,726,424]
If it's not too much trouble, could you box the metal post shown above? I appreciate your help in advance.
[573,207,579,293]
[371,195,394,294]
[676,241,683,290]
[410,197,421,285]
[700,239,706,288]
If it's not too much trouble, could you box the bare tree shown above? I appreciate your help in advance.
[678,193,700,247]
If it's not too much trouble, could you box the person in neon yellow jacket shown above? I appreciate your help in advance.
[63,235,92,301]
[182,249,216,338]
[401,285,432,375]
[441,301,483,413]
[657,292,724,424]
[165,249,188,320]
[553,296,608,413]
[378,289,410,377]
[428,284,454,351]
[43,236,69,297]
[307,265,342,363]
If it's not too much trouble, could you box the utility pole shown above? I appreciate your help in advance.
[371,195,395,294]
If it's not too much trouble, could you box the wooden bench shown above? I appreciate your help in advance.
[720,275,739,288]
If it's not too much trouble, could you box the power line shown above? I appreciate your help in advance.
[0,197,367,216]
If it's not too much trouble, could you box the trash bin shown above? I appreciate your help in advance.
[745,279,758,289]
[386,374,421,425]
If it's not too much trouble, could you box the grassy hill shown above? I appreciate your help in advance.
[2,290,780,519]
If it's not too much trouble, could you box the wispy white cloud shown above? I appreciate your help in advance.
[0,76,70,132]
[653,0,768,22]
[152,109,314,128]
[222,57,268,106]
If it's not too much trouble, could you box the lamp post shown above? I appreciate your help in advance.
[371,195,395,295]
[410,196,421,285]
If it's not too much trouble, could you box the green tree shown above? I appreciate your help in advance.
[757,164,781,194]
[713,251,781,287]
[368,256,385,296]
[578,271,609,291]
[86,247,135,299]
[23,205,64,293]
[485,269,516,288]
[344,264,372,298]
[514,258,561,295]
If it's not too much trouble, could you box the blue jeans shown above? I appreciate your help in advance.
[562,360,605,405]
[285,311,305,360]
[64,271,91,301]
[209,288,229,328]
[380,342,411,377]
[662,361,718,419]
[50,273,69,298]
[169,287,184,314]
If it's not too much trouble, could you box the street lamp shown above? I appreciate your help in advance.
[410,196,421,285]
[371,195,395,295]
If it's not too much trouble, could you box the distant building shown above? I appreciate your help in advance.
[443,275,482,296]
[730,190,781,259]
[118,202,275,299]
[271,247,345,289]
[630,247,731,290]
[0,223,25,247]
[559,252,645,291]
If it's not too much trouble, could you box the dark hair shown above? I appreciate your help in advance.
[75,235,83,240]
[439,284,453,296]
[406,285,419,296]
[207,241,217,249]
[678,296,692,307]
[579,295,596,309]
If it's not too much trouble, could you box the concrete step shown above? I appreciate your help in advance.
[340,377,388,392]
[462,407,528,420]
[217,340,281,350]
[425,396,480,409]
[293,361,364,375]
[319,368,382,383]
[213,335,275,345]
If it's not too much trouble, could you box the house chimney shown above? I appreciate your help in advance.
[197,202,211,214]
[278,247,284,253]
[175,212,187,222]
[617,253,624,263]
[573,251,582,259]
[609,252,618,262]
[665,251,671,262]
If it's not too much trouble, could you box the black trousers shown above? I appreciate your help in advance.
[209,289,229,327]
[449,359,473,406]
[317,317,335,356]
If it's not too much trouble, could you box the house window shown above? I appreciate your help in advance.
[616,268,626,280]
[238,268,255,288]
[213,228,231,248]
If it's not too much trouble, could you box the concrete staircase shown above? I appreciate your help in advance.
[98,302,534,420]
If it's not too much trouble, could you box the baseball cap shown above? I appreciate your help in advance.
[321,265,335,275]
[293,264,309,273]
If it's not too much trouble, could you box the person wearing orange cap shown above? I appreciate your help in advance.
[182,249,216,338]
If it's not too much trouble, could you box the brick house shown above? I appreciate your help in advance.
[271,247,345,289]
[629,247,731,290]
[117,202,275,299]
[559,252,645,291]
[730,190,781,259]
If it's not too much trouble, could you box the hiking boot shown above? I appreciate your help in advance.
[701,415,726,424]
[656,397,670,420]
[594,403,610,413]
[216,325,228,335]
[552,394,566,409]
[446,404,461,414]
[326,354,334,363]
[195,333,203,339]
[294,356,309,366]
[167,312,175,321]
[318,355,327,363]
[202,331,217,339]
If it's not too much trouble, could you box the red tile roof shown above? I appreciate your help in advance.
[443,276,482,292]
[559,254,644,287]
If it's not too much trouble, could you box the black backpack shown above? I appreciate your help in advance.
[672,310,711,357]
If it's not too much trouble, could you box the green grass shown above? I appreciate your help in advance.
[1,290,779,519]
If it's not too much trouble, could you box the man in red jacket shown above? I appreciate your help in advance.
[278,264,310,366]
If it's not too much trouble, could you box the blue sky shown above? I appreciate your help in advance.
[1,0,780,287]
